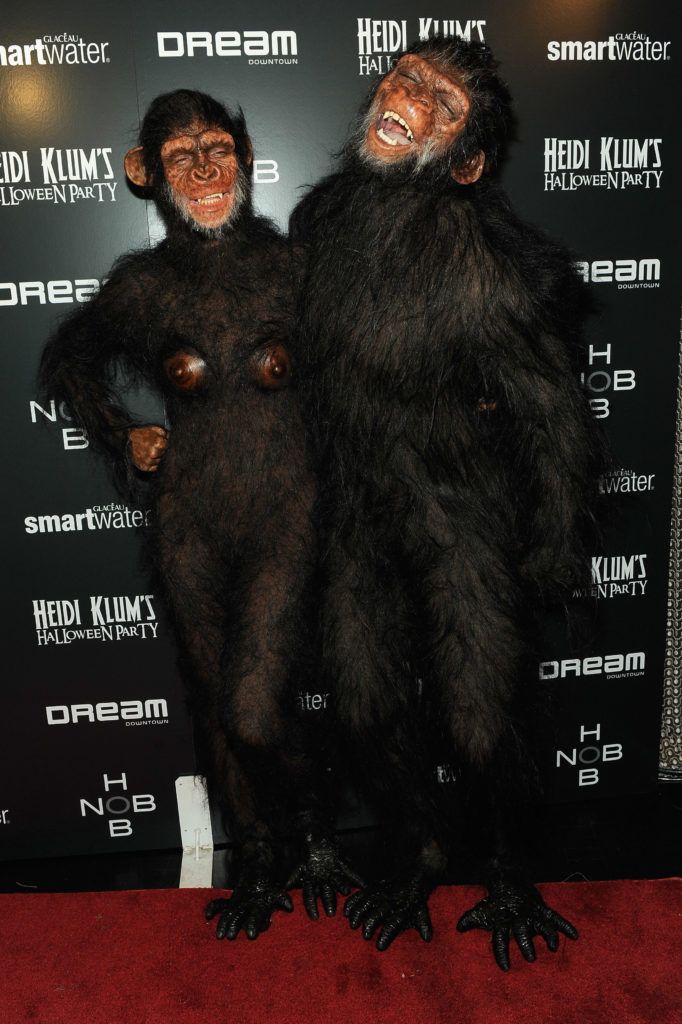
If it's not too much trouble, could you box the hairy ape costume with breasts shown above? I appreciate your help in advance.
[291,40,604,970]
[40,90,357,940]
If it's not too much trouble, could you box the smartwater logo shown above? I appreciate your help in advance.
[599,468,655,495]
[296,691,329,711]
[547,33,670,62]
[24,504,151,534]
[0,34,110,67]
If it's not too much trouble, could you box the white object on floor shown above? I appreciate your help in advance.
[175,775,214,888]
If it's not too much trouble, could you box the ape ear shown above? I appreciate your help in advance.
[244,135,253,168]
[452,151,485,185]
[124,146,152,187]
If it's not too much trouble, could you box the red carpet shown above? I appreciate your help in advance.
[2,880,681,1023]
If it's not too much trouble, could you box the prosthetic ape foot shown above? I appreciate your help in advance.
[287,835,364,919]
[206,878,293,940]
[457,878,579,970]
[344,872,434,950]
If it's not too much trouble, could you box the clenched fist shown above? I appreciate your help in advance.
[128,425,168,472]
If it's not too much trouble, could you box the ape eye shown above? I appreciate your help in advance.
[252,343,291,390]
[163,351,207,392]
[438,98,459,120]
[399,71,419,83]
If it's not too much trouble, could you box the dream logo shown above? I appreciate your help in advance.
[539,651,646,680]
[576,258,660,289]
[157,29,298,65]
[46,698,169,726]
[0,279,99,306]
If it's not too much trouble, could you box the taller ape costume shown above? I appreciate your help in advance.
[291,39,603,968]
[40,91,355,939]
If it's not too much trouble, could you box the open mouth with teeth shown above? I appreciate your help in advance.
[191,192,230,206]
[375,110,414,147]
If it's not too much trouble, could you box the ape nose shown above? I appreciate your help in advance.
[403,82,432,111]
[193,159,218,181]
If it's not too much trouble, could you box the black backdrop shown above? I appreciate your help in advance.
[1,1,679,860]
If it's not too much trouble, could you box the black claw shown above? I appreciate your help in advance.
[416,909,433,942]
[345,874,433,950]
[546,909,579,940]
[291,840,362,923]
[376,920,401,952]
[207,880,291,941]
[457,881,578,970]
[303,884,319,920]
[280,893,294,913]
[493,928,510,972]
[456,909,477,932]
[321,884,337,917]
[513,922,535,962]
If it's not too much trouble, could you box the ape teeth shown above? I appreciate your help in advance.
[382,110,413,141]
[377,128,398,146]
[194,193,225,204]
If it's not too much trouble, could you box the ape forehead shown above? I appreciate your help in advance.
[160,126,235,157]
[384,54,469,96]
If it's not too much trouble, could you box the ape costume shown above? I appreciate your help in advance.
[291,40,604,969]
[40,90,355,939]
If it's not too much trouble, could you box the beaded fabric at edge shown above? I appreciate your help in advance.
[660,310,682,780]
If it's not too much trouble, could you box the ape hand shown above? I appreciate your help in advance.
[287,836,364,920]
[344,874,433,950]
[457,881,578,971]
[205,880,293,940]
[128,425,168,472]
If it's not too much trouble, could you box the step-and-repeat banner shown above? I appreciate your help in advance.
[1,1,678,859]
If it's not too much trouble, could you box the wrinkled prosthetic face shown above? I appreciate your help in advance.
[159,125,247,234]
[357,54,485,184]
